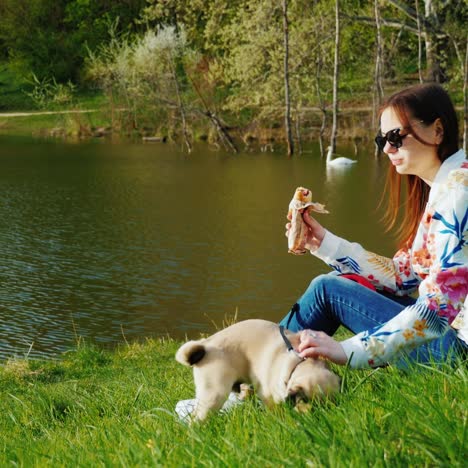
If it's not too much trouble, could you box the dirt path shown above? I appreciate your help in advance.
[0,109,97,118]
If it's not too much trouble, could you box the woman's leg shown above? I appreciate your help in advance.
[279,274,413,335]
[280,274,466,366]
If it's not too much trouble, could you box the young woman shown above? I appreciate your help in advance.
[281,83,467,368]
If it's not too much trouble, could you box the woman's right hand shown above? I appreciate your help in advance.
[302,210,326,251]
[285,209,326,252]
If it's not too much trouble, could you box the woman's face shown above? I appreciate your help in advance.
[380,107,442,184]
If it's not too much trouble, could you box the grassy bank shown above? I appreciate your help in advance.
[0,104,375,146]
[1,72,464,148]
[0,108,111,139]
[0,66,413,145]
[1,337,466,466]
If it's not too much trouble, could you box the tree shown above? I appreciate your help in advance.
[282,0,294,156]
[87,26,191,133]
[465,39,468,153]
[373,0,384,128]
[327,0,340,160]
[87,24,240,151]
[414,0,424,83]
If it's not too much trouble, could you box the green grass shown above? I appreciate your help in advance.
[0,337,466,466]
[0,111,110,138]
[0,90,111,138]
[0,62,111,136]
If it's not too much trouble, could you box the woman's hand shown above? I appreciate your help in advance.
[285,209,326,252]
[297,330,348,365]
[302,210,326,250]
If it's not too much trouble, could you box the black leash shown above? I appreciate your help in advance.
[279,325,304,360]
[283,303,300,329]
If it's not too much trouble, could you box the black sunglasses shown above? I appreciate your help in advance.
[375,128,408,152]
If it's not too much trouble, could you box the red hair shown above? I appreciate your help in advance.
[379,84,459,249]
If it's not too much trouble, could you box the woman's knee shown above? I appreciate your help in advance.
[280,273,342,333]
[305,273,340,296]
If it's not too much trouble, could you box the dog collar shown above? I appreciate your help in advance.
[279,325,305,361]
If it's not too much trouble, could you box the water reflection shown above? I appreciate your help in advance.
[0,137,395,359]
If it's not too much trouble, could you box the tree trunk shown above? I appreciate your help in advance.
[169,53,192,153]
[206,111,238,153]
[423,0,440,82]
[373,0,384,128]
[415,0,424,83]
[295,106,303,155]
[328,0,340,160]
[186,70,238,153]
[464,36,468,153]
[447,33,467,152]
[282,0,294,157]
[373,0,384,157]
[315,55,327,159]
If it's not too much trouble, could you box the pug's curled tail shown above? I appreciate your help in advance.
[175,340,206,366]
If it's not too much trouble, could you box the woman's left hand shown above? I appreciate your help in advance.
[298,330,348,365]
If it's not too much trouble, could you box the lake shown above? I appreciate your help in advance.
[0,136,395,359]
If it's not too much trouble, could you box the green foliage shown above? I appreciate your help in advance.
[140,0,209,50]
[86,24,198,135]
[25,74,76,110]
[0,339,466,465]
[0,64,35,110]
[1,0,466,143]
[0,0,79,81]
[0,0,145,82]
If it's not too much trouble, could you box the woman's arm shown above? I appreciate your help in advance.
[299,167,468,368]
[302,210,419,295]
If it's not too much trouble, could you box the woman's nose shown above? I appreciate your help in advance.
[383,141,397,154]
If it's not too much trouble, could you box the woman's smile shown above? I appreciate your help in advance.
[389,157,404,166]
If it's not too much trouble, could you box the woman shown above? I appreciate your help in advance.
[281,83,467,368]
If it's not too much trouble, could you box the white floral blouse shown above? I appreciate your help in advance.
[313,150,468,368]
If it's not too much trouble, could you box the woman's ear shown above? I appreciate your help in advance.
[434,118,444,144]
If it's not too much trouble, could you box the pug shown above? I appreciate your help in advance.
[175,319,340,421]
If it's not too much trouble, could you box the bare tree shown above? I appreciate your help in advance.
[315,54,327,159]
[327,0,340,160]
[465,37,468,153]
[294,104,303,155]
[373,0,385,158]
[447,32,468,153]
[373,0,384,127]
[422,0,439,82]
[415,0,424,83]
[282,0,294,156]
[347,0,444,82]
[168,51,192,153]
[462,36,468,153]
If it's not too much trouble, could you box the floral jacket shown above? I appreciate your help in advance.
[313,150,468,368]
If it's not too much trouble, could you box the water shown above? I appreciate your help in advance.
[0,136,394,359]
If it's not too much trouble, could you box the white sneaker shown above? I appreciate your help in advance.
[175,392,245,421]
[221,391,245,413]
[175,398,198,421]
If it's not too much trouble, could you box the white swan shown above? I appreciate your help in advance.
[326,146,357,166]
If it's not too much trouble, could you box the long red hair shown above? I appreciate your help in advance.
[379,84,459,249]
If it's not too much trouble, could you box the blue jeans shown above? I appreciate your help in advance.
[279,274,467,367]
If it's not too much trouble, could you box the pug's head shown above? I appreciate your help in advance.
[286,359,340,411]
